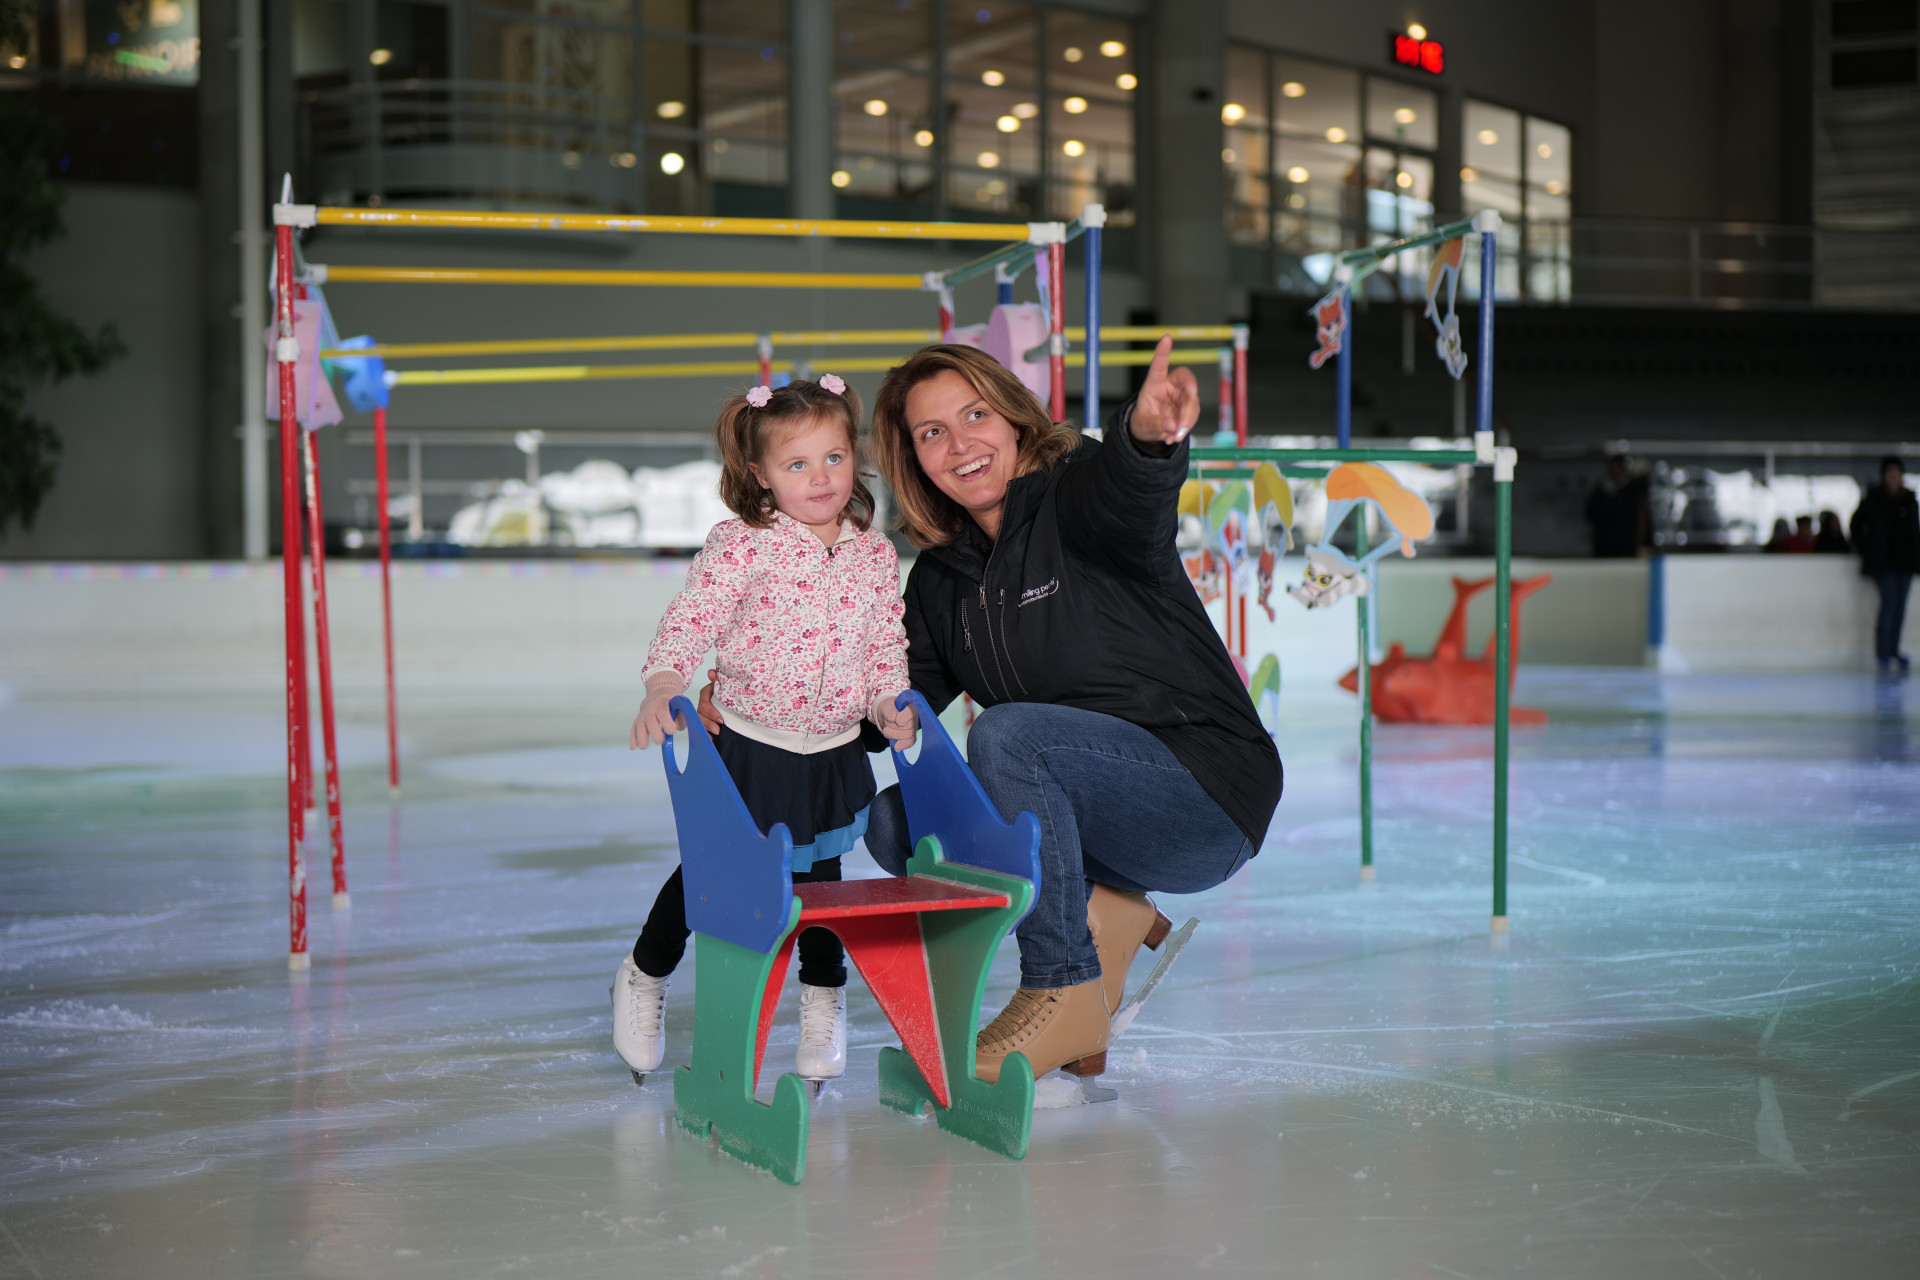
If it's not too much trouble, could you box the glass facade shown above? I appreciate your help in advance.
[829,0,1136,223]
[1461,98,1572,301]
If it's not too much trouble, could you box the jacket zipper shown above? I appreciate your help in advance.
[996,589,1031,697]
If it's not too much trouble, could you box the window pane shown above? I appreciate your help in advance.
[1524,115,1571,199]
[1224,45,1268,248]
[1461,98,1521,220]
[699,42,788,185]
[1049,9,1136,97]
[1048,93,1134,223]
[948,75,1038,214]
[835,0,932,67]
[1275,56,1358,147]
[835,70,933,200]
[946,1,1037,90]
[1275,136,1362,258]
[1365,76,1436,150]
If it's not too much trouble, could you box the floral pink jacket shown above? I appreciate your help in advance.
[642,514,908,753]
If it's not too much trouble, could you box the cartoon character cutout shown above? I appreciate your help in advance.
[1308,288,1347,370]
[1423,237,1469,381]
[1286,463,1435,610]
[1253,462,1295,621]
[1178,479,1222,606]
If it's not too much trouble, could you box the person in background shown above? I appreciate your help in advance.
[1764,518,1793,553]
[1586,454,1648,557]
[1782,516,1817,554]
[1850,457,1919,675]
[1815,511,1851,554]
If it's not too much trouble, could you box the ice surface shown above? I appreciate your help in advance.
[1,671,1917,1278]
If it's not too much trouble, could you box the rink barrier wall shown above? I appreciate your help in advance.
[2,556,1909,698]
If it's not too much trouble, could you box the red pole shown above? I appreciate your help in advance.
[937,288,953,340]
[1047,241,1066,422]
[293,271,313,830]
[756,335,772,387]
[275,216,309,970]
[1233,326,1249,447]
[1239,595,1249,659]
[302,429,351,910]
[1218,350,1233,438]
[375,405,399,795]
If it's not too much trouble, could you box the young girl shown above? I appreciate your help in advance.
[618,375,919,1083]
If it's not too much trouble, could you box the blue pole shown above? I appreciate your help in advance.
[998,278,1013,306]
[1335,283,1352,448]
[1082,204,1105,431]
[1477,228,1496,442]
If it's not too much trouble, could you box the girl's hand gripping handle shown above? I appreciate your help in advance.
[874,691,920,752]
[630,672,688,749]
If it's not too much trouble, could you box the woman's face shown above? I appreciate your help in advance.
[905,369,1021,530]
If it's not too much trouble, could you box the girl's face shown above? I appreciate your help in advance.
[906,369,1020,535]
[750,413,857,543]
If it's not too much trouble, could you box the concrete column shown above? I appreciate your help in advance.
[788,0,834,219]
[199,0,242,556]
[1146,0,1226,324]
[1434,86,1464,220]
[264,0,295,194]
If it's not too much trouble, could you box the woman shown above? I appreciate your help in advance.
[864,337,1282,1083]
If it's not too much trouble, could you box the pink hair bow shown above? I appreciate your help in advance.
[818,374,846,395]
[744,385,772,408]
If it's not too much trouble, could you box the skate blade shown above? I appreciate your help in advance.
[631,1070,645,1086]
[1079,1077,1119,1104]
[1109,917,1198,1040]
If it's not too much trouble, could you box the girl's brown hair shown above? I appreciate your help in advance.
[715,379,873,530]
[869,344,1082,549]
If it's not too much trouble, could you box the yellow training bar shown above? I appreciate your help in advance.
[389,347,1224,386]
[391,359,794,387]
[325,266,927,290]
[1073,325,1240,341]
[322,329,942,361]
[314,207,1036,242]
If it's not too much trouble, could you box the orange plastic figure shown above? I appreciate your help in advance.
[1339,574,1553,725]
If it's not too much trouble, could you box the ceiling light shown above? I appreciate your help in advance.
[1281,81,1305,98]
[1460,166,1477,182]
[613,151,637,168]
[1395,170,1412,188]
[1063,46,1083,63]
[1115,73,1137,90]
[1545,179,1564,195]
[1287,192,1306,209]
[1064,96,1088,114]
[1222,148,1237,163]
[712,139,729,153]
[831,169,852,187]
[981,69,1005,86]
[977,150,1000,168]
[369,48,393,66]
[657,100,686,119]
[1287,165,1310,183]
[660,152,686,175]
[1063,139,1086,157]
[1537,142,1554,158]
[864,99,888,116]
[1478,128,1498,145]
[1100,40,1126,57]
[1394,107,1416,124]
[1222,102,1246,124]
[1012,101,1039,118]
[1325,126,1347,143]
[913,129,934,147]
[1407,23,1427,40]
[996,115,1020,132]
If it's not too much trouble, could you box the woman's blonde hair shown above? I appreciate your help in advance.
[714,379,873,530]
[869,345,1081,548]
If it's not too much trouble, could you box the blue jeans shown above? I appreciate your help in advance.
[1875,572,1913,663]
[865,703,1255,989]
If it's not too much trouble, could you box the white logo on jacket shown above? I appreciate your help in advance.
[1019,578,1060,607]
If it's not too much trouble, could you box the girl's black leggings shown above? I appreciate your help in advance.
[631,857,847,988]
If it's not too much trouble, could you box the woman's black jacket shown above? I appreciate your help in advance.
[901,413,1282,849]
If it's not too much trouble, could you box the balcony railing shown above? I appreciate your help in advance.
[301,79,647,211]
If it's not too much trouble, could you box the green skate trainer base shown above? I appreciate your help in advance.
[672,897,812,1185]
[876,838,1036,1160]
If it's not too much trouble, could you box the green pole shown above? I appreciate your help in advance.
[1492,453,1513,932]
[1355,514,1374,881]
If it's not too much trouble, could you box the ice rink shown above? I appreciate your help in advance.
[2,670,1917,1278]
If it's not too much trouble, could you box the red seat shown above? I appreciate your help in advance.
[753,875,1011,1107]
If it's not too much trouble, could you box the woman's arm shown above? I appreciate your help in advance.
[902,563,966,715]
[1056,337,1201,576]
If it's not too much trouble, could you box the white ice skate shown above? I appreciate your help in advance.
[611,956,667,1084]
[795,984,847,1093]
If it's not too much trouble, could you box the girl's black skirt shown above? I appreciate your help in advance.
[715,726,876,870]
